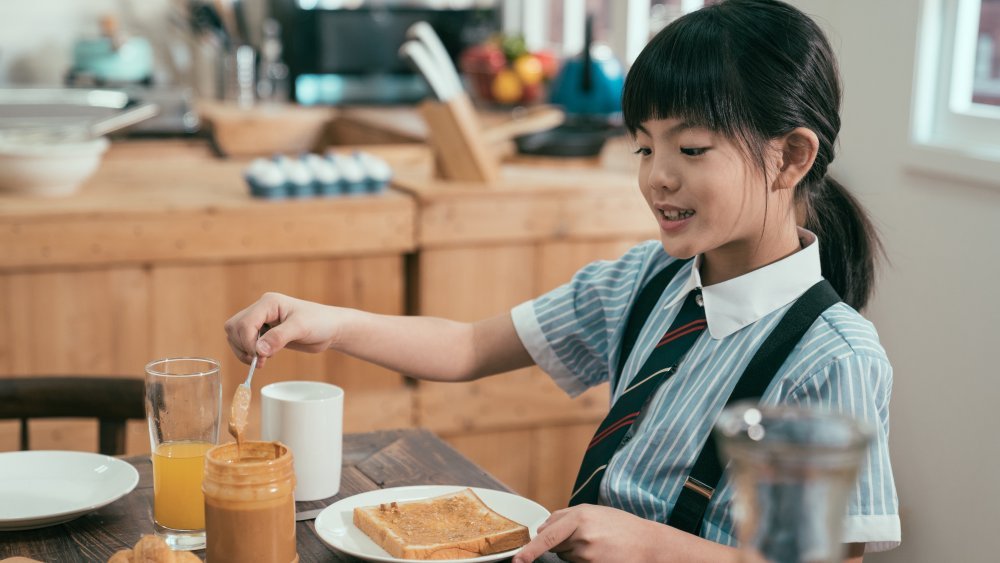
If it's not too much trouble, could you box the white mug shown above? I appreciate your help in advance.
[261,381,343,501]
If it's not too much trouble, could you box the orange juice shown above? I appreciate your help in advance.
[153,440,214,530]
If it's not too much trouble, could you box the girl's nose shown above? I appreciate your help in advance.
[646,163,679,192]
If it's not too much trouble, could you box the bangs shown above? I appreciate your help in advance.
[622,7,751,140]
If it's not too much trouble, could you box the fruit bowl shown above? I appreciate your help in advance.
[460,36,558,106]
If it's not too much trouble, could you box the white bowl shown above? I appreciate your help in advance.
[0,136,109,197]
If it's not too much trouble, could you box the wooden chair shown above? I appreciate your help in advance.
[0,376,146,456]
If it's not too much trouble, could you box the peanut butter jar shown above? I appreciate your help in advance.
[203,441,299,563]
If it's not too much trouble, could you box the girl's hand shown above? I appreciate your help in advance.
[513,504,738,563]
[224,292,341,367]
[513,504,662,563]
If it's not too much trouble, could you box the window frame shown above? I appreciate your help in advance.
[908,0,1000,189]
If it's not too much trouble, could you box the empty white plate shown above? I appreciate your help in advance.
[314,485,550,563]
[0,450,139,531]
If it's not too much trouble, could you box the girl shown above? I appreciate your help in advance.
[224,0,899,560]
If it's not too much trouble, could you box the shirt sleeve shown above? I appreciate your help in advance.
[786,353,901,553]
[511,242,657,397]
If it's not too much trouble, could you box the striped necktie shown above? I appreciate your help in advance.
[569,288,707,506]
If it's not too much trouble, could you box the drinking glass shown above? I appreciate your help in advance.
[145,357,222,550]
[715,401,873,563]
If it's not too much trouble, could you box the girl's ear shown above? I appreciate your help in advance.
[774,128,819,190]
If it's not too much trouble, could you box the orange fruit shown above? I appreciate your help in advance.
[491,69,523,104]
[513,54,544,86]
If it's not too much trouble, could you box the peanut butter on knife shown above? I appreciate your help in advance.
[228,355,257,453]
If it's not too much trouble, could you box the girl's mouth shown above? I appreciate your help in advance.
[660,208,695,221]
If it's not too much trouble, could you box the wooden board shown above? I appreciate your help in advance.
[532,422,602,510]
[442,422,603,511]
[443,428,535,497]
[415,239,649,436]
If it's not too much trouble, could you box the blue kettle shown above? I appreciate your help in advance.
[548,15,625,117]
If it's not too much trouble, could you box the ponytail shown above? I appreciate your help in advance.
[798,176,884,311]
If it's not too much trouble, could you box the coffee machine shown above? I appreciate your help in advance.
[268,0,499,105]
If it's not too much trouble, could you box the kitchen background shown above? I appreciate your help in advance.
[0,1,998,562]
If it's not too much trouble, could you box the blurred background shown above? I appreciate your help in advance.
[0,1,998,562]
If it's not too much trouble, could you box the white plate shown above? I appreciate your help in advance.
[315,485,550,563]
[0,450,140,531]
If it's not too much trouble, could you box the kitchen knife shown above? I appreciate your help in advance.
[295,507,326,521]
[406,21,464,98]
[399,40,451,101]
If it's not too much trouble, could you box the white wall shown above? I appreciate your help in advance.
[0,1,172,85]
[793,1,1000,562]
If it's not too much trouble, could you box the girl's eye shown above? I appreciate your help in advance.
[680,147,709,156]
[633,147,652,157]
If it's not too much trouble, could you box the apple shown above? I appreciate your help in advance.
[513,54,544,87]
[533,50,560,80]
[491,70,523,104]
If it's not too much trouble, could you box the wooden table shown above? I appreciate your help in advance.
[0,429,559,562]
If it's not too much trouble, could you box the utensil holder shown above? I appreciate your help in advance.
[419,94,499,184]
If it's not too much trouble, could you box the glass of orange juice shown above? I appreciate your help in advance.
[145,357,221,550]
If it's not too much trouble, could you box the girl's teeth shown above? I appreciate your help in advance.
[661,209,694,220]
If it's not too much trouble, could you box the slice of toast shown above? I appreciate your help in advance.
[352,488,530,560]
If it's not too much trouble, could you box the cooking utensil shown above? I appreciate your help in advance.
[514,116,623,158]
[482,105,565,145]
[213,0,241,46]
[0,103,158,144]
[406,21,463,98]
[399,40,451,101]
[89,102,160,137]
[0,88,159,144]
[294,507,325,522]
[548,14,625,117]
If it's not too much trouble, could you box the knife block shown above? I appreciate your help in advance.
[419,94,499,184]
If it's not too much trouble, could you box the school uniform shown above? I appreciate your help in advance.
[511,228,901,552]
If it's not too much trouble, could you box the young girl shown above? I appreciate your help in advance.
[225,0,899,560]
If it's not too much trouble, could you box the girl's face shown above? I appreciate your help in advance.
[634,118,799,283]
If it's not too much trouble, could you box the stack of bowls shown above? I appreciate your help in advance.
[0,131,109,197]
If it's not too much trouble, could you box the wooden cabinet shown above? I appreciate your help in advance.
[0,140,419,455]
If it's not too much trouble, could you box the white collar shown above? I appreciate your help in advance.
[665,227,824,339]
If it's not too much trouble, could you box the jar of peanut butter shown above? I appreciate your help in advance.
[203,441,299,563]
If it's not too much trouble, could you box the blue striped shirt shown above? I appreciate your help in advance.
[511,233,900,552]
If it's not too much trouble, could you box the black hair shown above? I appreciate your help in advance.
[622,0,883,311]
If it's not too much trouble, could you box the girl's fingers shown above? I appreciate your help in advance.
[536,508,571,534]
[513,514,578,563]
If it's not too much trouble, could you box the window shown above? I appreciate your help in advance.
[910,0,1000,187]
[502,0,706,63]
[972,0,1000,107]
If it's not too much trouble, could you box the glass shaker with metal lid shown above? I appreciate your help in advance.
[715,401,874,563]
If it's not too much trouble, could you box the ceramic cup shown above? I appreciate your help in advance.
[260,381,343,501]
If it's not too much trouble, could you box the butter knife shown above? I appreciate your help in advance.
[295,507,326,521]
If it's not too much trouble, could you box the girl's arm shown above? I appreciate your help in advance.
[511,505,866,563]
[224,292,534,382]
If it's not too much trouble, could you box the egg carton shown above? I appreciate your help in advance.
[244,150,393,199]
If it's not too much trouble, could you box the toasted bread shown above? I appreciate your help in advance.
[352,488,530,560]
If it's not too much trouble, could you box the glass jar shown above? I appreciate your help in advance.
[203,441,299,563]
[715,401,873,563]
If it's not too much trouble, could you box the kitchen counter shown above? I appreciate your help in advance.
[0,139,419,270]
